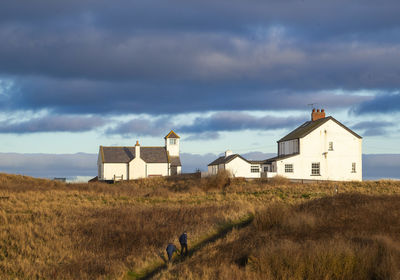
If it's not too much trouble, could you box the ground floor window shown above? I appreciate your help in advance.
[285,164,294,173]
[311,162,320,175]
[352,162,356,173]
[251,165,260,173]
[212,165,218,174]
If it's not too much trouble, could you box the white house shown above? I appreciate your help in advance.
[206,109,363,181]
[264,109,362,181]
[97,130,182,181]
[207,150,264,179]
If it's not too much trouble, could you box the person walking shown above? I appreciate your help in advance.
[179,231,188,257]
[166,243,179,262]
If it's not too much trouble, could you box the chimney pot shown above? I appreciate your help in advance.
[311,108,326,121]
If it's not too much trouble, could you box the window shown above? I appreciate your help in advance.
[169,138,177,145]
[251,166,260,173]
[211,165,218,174]
[352,162,356,173]
[264,166,268,172]
[311,162,320,176]
[285,164,294,173]
[328,141,333,151]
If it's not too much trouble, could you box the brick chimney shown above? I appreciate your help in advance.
[311,108,326,121]
[135,140,140,158]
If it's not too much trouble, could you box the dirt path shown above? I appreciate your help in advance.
[127,213,254,280]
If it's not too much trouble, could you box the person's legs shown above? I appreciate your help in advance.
[182,243,188,256]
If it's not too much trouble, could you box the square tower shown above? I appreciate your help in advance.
[165,130,180,157]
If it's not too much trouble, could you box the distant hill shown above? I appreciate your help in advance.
[0,152,399,180]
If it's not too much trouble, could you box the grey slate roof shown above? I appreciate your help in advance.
[208,154,250,166]
[101,146,171,163]
[278,116,362,142]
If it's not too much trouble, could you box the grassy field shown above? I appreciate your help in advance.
[1,172,400,279]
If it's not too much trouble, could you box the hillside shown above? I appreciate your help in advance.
[1,173,400,279]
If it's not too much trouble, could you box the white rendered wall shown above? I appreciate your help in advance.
[147,163,169,176]
[276,119,362,181]
[225,157,260,178]
[166,138,180,157]
[129,157,146,179]
[103,163,128,180]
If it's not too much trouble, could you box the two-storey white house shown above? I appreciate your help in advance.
[264,109,362,181]
[206,109,362,181]
[97,130,181,181]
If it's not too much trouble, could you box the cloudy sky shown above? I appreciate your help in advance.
[1,1,400,179]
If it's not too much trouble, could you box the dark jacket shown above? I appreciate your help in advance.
[166,243,177,255]
[179,233,187,244]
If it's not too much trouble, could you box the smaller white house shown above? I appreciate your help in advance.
[97,130,181,181]
[207,150,266,179]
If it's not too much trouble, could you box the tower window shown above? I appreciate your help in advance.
[328,142,333,151]
[169,139,177,145]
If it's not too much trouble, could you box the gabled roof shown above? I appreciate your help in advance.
[208,154,250,166]
[100,146,169,163]
[278,116,362,142]
[164,130,180,139]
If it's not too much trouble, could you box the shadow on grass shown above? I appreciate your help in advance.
[127,214,254,280]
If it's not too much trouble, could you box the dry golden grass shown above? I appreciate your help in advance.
[164,193,400,279]
[1,172,400,279]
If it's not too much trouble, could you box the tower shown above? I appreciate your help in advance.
[165,130,180,157]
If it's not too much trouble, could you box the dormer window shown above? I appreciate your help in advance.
[169,139,177,145]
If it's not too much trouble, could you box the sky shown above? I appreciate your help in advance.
[1,1,400,180]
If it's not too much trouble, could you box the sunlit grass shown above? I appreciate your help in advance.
[1,172,400,279]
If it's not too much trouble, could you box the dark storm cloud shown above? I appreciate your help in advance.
[354,93,400,114]
[185,132,221,142]
[1,1,399,38]
[2,76,371,115]
[179,112,306,133]
[351,120,395,136]
[105,117,173,137]
[106,112,306,138]
[0,0,399,120]
[0,115,105,133]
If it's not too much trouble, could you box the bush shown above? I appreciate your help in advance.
[203,170,231,191]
